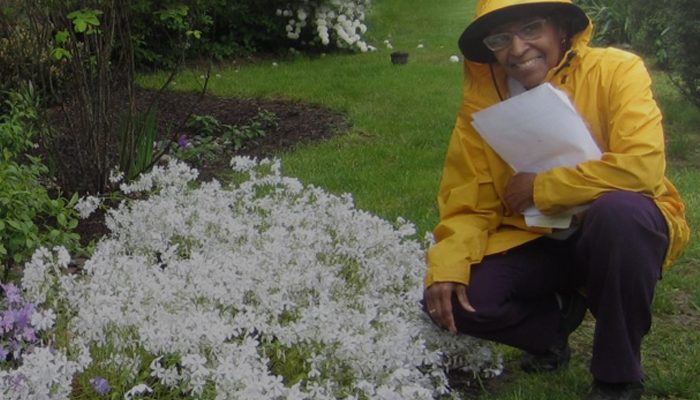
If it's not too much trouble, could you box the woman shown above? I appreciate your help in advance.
[423,1,690,399]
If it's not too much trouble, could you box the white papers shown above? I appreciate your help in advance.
[471,83,601,228]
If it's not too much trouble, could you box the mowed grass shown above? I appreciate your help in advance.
[140,0,700,398]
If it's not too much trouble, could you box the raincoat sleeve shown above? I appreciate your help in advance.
[533,54,667,214]
[425,112,504,288]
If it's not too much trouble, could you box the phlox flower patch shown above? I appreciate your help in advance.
[14,157,499,399]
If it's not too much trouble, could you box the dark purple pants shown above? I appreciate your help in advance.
[452,191,669,383]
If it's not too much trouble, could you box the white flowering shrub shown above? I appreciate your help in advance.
[8,157,500,399]
[277,0,375,52]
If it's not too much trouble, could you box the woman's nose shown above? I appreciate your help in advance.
[509,35,529,56]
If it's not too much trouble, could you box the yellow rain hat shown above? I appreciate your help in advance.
[458,0,589,63]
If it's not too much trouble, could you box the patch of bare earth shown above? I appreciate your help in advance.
[56,88,351,245]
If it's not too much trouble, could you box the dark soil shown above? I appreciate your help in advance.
[52,88,350,245]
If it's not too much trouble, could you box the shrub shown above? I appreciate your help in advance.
[277,0,374,52]
[125,0,375,69]
[576,0,632,46]
[0,1,68,111]
[579,0,700,110]
[8,158,501,399]
[0,86,80,274]
[655,0,700,110]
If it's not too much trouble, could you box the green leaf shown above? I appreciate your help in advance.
[51,48,72,61]
[73,19,87,33]
[57,213,67,226]
[54,30,69,44]
[68,192,80,207]
[68,218,79,230]
[7,219,21,230]
[67,9,103,33]
[48,229,61,241]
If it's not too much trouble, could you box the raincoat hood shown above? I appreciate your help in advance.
[459,0,590,63]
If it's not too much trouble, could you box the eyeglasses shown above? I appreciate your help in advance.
[482,19,548,52]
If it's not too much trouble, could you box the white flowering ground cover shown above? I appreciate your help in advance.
[2,158,500,399]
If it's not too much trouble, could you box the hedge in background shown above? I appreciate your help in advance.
[577,0,700,111]
[131,0,374,69]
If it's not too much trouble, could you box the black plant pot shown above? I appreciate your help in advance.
[390,51,409,65]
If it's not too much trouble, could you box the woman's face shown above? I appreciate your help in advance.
[488,16,566,89]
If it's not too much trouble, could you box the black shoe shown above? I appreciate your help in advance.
[585,380,644,400]
[521,291,587,373]
[520,335,571,373]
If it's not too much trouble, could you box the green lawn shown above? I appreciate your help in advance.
[140,0,700,398]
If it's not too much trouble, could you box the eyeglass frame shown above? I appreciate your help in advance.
[482,18,551,53]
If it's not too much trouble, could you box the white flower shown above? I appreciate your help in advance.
[109,168,124,184]
[0,347,85,399]
[19,157,498,399]
[30,308,56,331]
[124,384,153,400]
[449,55,461,63]
[75,195,101,219]
[417,43,424,49]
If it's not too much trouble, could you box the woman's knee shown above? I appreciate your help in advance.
[585,191,664,234]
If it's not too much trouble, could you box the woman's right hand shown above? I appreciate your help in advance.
[423,282,476,334]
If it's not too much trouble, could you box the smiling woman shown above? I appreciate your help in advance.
[424,1,691,399]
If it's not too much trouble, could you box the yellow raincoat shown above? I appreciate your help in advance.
[425,0,690,287]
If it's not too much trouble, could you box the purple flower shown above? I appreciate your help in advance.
[12,304,34,330]
[0,312,13,333]
[90,377,111,395]
[1,284,21,306]
[177,134,189,149]
[22,326,36,342]
[0,345,7,361]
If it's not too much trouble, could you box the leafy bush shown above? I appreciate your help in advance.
[6,158,501,399]
[277,0,374,52]
[0,87,79,273]
[0,2,68,111]
[578,0,700,110]
[131,0,375,68]
[654,0,700,110]
[576,0,632,45]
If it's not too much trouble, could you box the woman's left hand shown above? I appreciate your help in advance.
[504,172,536,213]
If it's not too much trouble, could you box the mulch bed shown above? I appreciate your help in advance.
[46,87,351,245]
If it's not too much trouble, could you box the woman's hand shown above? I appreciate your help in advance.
[423,282,475,334]
[504,172,536,214]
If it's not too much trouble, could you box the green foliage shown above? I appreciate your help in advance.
[0,1,208,192]
[581,0,700,111]
[66,8,102,33]
[185,114,221,137]
[0,1,67,111]
[657,0,700,111]
[224,109,279,151]
[177,109,279,162]
[128,0,285,69]
[0,87,80,272]
[576,0,632,45]
[119,108,158,181]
